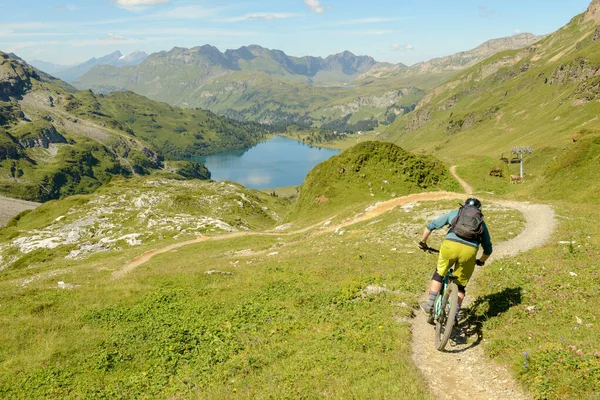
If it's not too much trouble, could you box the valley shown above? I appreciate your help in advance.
[1,0,600,398]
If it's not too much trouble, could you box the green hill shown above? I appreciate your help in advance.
[0,52,273,201]
[288,141,459,222]
[385,5,600,203]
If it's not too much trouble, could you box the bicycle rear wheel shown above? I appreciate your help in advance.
[434,281,459,351]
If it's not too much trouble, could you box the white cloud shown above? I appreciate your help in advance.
[70,37,145,46]
[225,12,300,22]
[305,0,325,14]
[118,27,258,37]
[325,29,392,36]
[513,28,522,35]
[2,40,62,52]
[0,22,55,30]
[0,30,73,38]
[114,0,170,7]
[391,43,414,51]
[54,4,78,11]
[106,33,127,41]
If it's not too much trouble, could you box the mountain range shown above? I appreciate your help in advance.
[29,50,148,83]
[70,34,541,131]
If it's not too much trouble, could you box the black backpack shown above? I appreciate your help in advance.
[451,204,484,241]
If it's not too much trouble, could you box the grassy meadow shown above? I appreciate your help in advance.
[0,192,525,398]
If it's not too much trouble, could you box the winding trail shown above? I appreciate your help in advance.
[113,167,557,399]
[112,191,466,278]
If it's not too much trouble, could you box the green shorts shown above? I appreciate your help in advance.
[437,239,478,287]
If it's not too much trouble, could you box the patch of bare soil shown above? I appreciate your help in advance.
[0,195,40,227]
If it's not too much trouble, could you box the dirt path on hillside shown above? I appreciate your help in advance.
[112,191,468,278]
[450,165,473,194]
[0,195,40,227]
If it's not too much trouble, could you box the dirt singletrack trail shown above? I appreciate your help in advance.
[411,169,556,400]
[450,165,473,195]
[113,191,468,278]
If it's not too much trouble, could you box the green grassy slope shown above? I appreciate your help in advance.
[385,11,600,203]
[375,4,600,398]
[287,141,460,223]
[0,172,523,397]
[0,52,274,201]
[66,90,270,159]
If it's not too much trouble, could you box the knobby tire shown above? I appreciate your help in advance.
[434,281,459,351]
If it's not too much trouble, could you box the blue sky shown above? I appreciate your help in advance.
[0,0,593,66]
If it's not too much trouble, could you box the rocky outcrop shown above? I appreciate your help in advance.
[549,58,600,85]
[408,33,543,75]
[437,95,459,111]
[18,124,67,149]
[0,143,20,161]
[404,108,431,131]
[323,88,422,115]
[0,53,33,100]
[584,0,600,23]
[142,147,163,168]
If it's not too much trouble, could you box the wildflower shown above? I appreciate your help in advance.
[523,361,529,370]
[522,352,528,358]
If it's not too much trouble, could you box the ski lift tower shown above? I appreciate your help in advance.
[511,146,532,178]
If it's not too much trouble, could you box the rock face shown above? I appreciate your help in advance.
[323,88,422,115]
[142,147,164,168]
[408,33,544,75]
[584,0,600,23]
[0,53,33,100]
[550,59,600,85]
[18,124,67,149]
[405,109,431,131]
[0,142,21,161]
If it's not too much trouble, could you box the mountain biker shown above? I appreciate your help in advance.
[418,197,493,320]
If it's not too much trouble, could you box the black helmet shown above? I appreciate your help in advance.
[465,197,482,209]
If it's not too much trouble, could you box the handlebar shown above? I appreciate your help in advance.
[418,242,439,253]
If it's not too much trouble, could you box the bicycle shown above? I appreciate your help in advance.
[420,244,459,351]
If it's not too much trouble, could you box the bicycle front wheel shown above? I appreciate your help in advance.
[434,281,459,351]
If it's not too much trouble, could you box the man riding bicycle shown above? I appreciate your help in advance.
[418,197,493,320]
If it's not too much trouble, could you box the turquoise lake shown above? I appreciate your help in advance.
[195,136,341,189]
